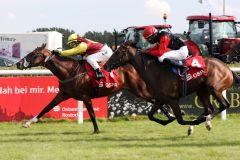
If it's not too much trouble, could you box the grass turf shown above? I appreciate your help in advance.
[0,115,240,160]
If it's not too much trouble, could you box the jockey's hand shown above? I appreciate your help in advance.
[52,50,60,56]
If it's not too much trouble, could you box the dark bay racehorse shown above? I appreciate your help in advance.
[16,43,175,133]
[104,41,239,129]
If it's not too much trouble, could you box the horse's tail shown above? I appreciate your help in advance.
[232,71,240,84]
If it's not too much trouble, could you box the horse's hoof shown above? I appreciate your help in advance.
[205,122,212,131]
[92,131,100,134]
[22,122,30,128]
[187,126,194,136]
[206,124,212,131]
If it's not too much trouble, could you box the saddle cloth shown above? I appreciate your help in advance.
[173,56,207,81]
[84,62,120,88]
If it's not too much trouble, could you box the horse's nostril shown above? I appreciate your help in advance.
[16,63,23,70]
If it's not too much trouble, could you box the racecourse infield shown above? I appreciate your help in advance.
[0,115,240,160]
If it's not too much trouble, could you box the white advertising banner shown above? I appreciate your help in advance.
[0,32,62,65]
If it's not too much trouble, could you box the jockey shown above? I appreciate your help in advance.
[143,26,189,75]
[53,33,113,79]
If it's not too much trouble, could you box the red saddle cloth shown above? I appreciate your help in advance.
[184,56,207,81]
[84,62,120,88]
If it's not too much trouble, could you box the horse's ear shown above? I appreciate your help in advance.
[41,43,47,49]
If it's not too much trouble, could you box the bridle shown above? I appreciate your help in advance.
[22,49,55,68]
[109,44,130,70]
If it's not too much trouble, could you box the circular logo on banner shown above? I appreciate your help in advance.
[53,106,60,112]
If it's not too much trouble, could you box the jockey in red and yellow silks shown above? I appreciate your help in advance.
[56,33,113,79]
[143,26,189,75]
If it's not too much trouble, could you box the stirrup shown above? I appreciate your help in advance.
[97,73,104,78]
[95,70,104,79]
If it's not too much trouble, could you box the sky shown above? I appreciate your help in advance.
[1,0,240,35]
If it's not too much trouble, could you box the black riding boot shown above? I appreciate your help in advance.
[95,68,104,79]
[163,58,189,76]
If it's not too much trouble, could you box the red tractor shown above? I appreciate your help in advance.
[114,24,202,57]
[186,13,240,63]
[114,24,172,50]
[115,13,240,63]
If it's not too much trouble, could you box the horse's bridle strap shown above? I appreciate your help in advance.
[44,54,55,62]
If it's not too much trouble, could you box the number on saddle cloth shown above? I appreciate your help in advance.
[185,56,205,70]
[171,56,206,77]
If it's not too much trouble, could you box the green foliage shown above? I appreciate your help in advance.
[32,27,75,49]
[83,30,114,47]
[32,27,123,50]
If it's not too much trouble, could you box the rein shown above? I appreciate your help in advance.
[44,54,56,63]
[139,50,147,71]
[41,50,87,84]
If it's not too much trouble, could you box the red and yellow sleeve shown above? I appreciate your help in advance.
[60,42,88,56]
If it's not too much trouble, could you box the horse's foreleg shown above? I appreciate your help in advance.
[148,102,175,126]
[83,98,99,134]
[161,104,176,120]
[168,100,206,126]
[23,92,69,128]
[197,88,215,132]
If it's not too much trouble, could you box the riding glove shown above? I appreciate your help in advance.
[52,50,60,56]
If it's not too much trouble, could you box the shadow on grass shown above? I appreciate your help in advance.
[115,141,240,148]
[0,131,86,137]
[1,133,240,148]
[1,138,240,148]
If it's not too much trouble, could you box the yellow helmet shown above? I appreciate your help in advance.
[67,33,79,44]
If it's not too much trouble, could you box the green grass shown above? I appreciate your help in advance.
[1,116,240,160]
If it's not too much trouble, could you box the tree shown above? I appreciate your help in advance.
[33,27,123,50]
[33,27,75,49]
[83,31,115,48]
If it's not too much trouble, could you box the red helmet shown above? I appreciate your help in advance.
[143,26,157,39]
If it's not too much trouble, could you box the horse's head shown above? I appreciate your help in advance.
[104,41,137,71]
[16,43,52,70]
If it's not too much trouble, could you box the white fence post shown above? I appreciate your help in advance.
[221,90,227,120]
[78,101,83,124]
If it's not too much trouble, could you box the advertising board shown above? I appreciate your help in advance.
[0,32,62,66]
[0,76,107,121]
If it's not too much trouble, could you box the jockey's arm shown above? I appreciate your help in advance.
[158,35,170,56]
[146,45,161,57]
[60,42,88,56]
[145,35,171,57]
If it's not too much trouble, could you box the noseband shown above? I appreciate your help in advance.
[23,50,54,68]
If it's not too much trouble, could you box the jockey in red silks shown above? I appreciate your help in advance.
[53,33,113,79]
[143,26,189,75]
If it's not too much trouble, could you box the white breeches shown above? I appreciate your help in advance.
[158,46,188,62]
[86,45,113,70]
